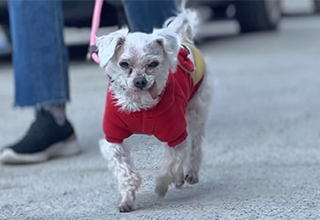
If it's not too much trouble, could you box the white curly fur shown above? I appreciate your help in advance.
[98,8,211,212]
[99,140,142,212]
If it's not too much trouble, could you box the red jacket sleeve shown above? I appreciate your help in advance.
[103,92,132,143]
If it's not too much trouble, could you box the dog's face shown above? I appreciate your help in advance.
[96,28,180,112]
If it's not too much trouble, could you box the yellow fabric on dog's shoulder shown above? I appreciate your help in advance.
[183,43,205,85]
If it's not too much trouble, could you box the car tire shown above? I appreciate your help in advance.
[315,0,320,13]
[235,0,281,32]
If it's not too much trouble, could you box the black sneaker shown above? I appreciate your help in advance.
[0,109,80,164]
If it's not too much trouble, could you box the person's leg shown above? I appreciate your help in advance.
[0,0,79,164]
[10,0,69,106]
[122,0,178,33]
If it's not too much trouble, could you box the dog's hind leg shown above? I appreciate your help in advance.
[155,141,187,197]
[185,77,211,184]
[99,139,141,212]
[185,109,203,184]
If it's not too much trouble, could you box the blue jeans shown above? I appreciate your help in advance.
[123,0,178,33]
[10,0,177,107]
[9,0,69,107]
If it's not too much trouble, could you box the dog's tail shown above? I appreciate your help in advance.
[163,0,199,43]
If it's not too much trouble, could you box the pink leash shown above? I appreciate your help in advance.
[88,0,104,64]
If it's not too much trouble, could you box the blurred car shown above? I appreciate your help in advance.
[0,0,284,39]
[2,0,320,38]
[189,0,282,32]
[315,0,320,12]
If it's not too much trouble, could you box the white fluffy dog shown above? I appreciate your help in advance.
[97,8,210,212]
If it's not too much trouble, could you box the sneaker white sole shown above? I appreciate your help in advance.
[0,136,80,164]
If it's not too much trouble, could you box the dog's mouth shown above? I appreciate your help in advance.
[148,82,158,99]
[131,82,158,99]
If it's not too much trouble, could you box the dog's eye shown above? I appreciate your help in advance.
[119,62,129,69]
[148,61,159,68]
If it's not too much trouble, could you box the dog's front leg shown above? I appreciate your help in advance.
[99,139,141,212]
[155,141,187,198]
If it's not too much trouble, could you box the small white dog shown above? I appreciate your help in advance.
[97,8,210,212]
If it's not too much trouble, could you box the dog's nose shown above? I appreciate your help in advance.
[133,76,147,89]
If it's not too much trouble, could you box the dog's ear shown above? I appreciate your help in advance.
[96,28,128,68]
[154,30,180,72]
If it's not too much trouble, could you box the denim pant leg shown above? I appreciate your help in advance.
[9,0,69,107]
[122,0,178,33]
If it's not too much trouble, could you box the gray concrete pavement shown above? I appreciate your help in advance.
[1,15,320,219]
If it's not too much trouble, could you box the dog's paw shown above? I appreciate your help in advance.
[155,176,171,198]
[185,172,199,185]
[155,184,168,198]
[175,180,185,188]
[118,201,134,212]
[175,172,185,188]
